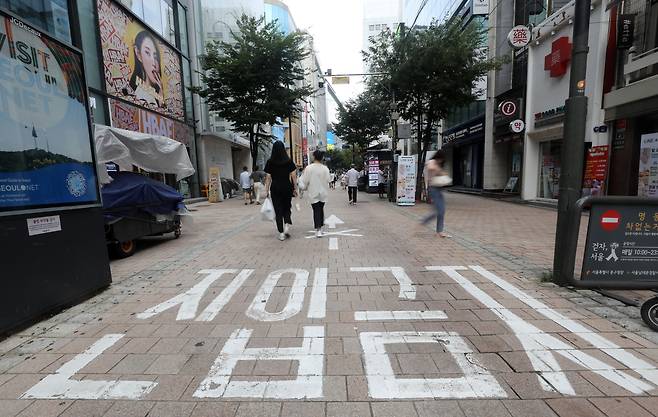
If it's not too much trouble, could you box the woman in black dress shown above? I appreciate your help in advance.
[264,141,298,241]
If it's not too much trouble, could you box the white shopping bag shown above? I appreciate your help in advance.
[261,198,275,221]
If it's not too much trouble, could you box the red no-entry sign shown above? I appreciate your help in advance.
[600,209,621,231]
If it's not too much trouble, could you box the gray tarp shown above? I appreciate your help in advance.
[94,124,195,184]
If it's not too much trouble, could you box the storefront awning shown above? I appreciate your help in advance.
[94,124,195,184]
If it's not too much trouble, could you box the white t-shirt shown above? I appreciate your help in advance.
[240,171,252,189]
[346,169,359,187]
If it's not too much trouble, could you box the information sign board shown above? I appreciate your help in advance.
[582,204,658,282]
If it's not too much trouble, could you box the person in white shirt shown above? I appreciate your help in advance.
[239,166,253,205]
[377,168,387,198]
[300,150,331,237]
[346,164,360,205]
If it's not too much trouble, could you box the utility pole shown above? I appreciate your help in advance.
[553,0,592,285]
[288,115,294,164]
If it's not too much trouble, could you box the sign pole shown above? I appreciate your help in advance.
[553,0,593,285]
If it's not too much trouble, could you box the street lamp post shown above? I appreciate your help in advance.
[390,105,399,203]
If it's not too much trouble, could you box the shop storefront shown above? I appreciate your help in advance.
[493,97,525,193]
[603,0,658,197]
[523,0,610,201]
[442,116,485,189]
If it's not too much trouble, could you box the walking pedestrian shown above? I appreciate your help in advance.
[300,150,331,238]
[251,166,266,205]
[421,150,452,238]
[239,166,253,205]
[340,172,347,190]
[329,171,336,189]
[346,164,360,205]
[264,141,298,241]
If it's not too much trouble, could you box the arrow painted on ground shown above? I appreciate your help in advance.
[325,215,344,229]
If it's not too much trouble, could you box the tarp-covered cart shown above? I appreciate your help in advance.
[94,125,195,257]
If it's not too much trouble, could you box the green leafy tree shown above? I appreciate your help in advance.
[364,20,503,197]
[192,14,315,169]
[333,92,389,165]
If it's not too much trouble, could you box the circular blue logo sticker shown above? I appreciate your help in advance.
[66,171,87,198]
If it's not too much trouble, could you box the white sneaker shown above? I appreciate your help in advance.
[315,230,322,238]
[284,224,291,237]
[278,233,286,241]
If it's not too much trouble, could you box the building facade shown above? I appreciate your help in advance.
[603,0,658,198]
[363,0,403,71]
[521,0,610,200]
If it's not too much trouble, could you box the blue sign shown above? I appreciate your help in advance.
[0,12,99,210]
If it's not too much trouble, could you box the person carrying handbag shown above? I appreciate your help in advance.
[421,150,452,238]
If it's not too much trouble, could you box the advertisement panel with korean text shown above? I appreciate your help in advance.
[0,10,99,210]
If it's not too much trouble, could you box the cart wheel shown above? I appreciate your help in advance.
[113,240,137,258]
[640,297,658,332]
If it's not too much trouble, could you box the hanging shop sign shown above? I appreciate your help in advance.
[638,133,658,198]
[0,10,100,210]
[109,99,191,145]
[97,0,184,121]
[472,0,490,15]
[499,100,518,117]
[544,37,572,78]
[617,15,635,49]
[396,155,417,206]
[583,145,609,196]
[507,26,532,49]
[510,119,525,133]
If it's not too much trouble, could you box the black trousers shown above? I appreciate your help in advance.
[271,192,292,233]
[311,201,325,229]
[348,186,357,203]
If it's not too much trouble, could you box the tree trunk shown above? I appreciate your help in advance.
[415,111,423,200]
[417,116,433,201]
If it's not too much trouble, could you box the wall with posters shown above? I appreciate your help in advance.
[0,10,99,210]
[97,0,184,121]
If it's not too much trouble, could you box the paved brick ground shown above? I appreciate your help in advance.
[0,190,657,417]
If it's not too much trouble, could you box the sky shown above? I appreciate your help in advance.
[283,0,366,123]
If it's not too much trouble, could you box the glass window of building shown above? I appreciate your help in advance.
[161,0,175,45]
[1,0,71,44]
[143,0,163,34]
[118,0,144,17]
[538,140,562,199]
[178,2,189,56]
[183,58,194,123]
[77,0,102,89]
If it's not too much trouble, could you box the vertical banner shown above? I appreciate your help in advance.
[368,156,379,188]
[582,145,609,196]
[208,167,221,203]
[638,133,658,198]
[396,155,417,206]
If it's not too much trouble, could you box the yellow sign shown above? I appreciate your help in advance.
[208,167,221,203]
[332,76,350,85]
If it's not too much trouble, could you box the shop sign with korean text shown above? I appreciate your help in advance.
[583,205,658,282]
[583,146,609,196]
[396,155,416,206]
